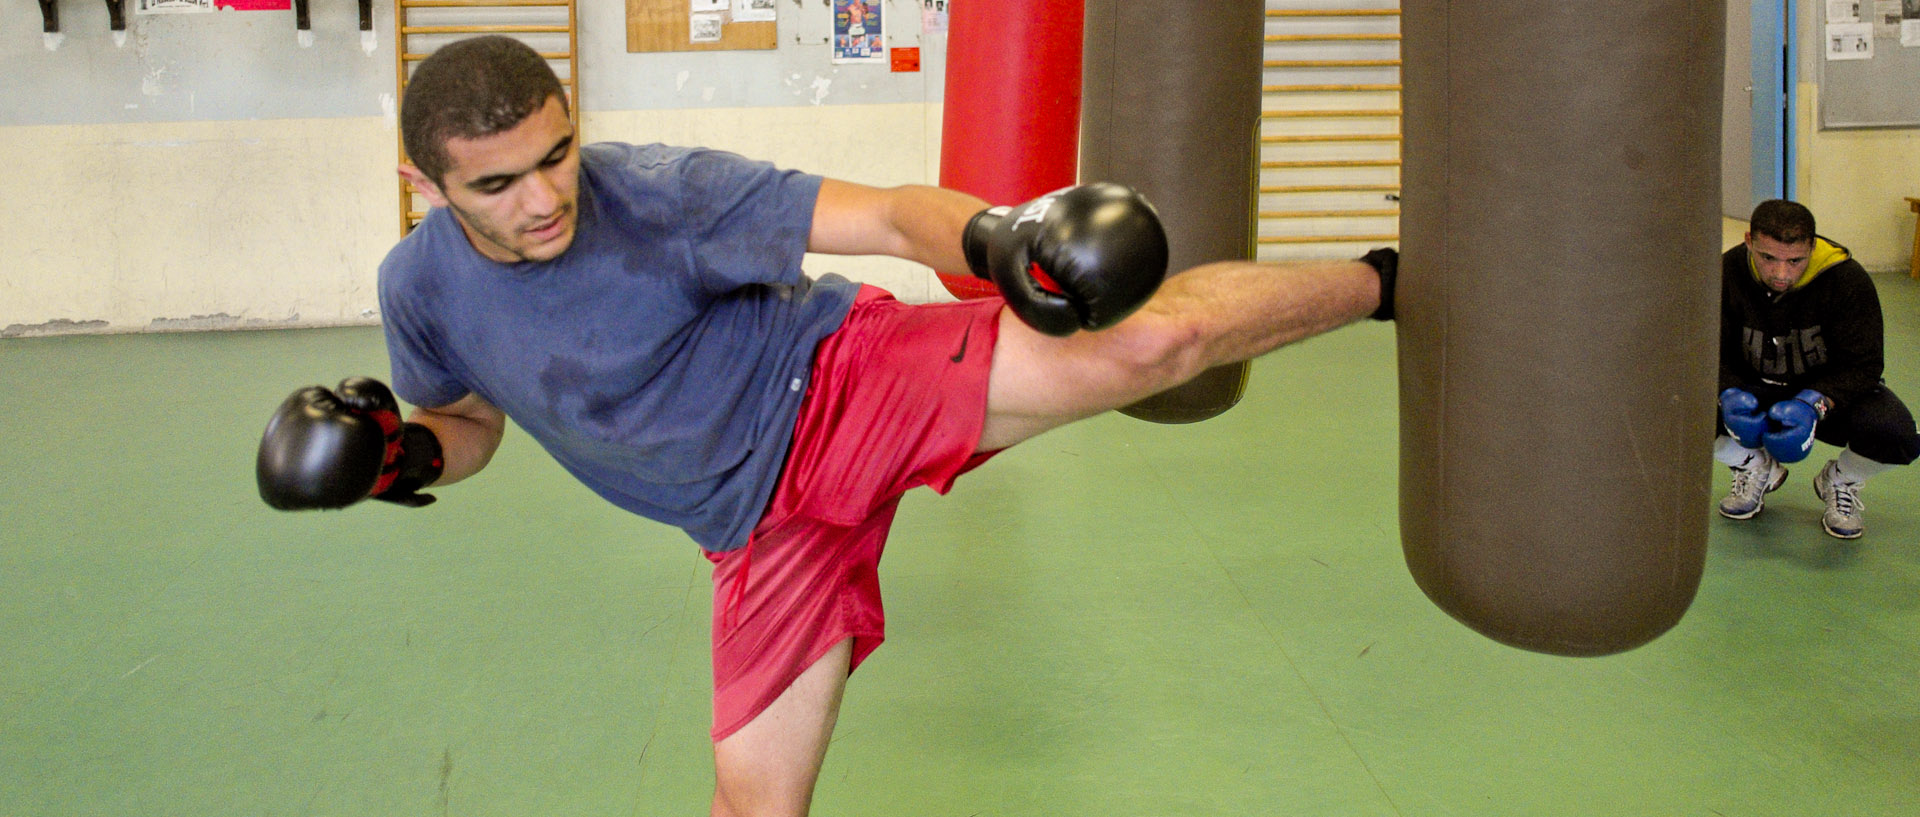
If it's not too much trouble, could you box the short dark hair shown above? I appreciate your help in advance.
[401,35,568,184]
[1749,199,1816,246]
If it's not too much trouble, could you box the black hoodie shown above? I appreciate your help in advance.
[1720,237,1885,408]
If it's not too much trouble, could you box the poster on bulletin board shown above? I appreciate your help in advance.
[833,0,886,63]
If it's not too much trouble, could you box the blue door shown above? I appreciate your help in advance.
[1750,0,1791,203]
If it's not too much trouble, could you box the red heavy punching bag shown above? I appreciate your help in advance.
[1397,0,1724,656]
[935,1,1083,300]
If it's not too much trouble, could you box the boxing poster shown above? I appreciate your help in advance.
[832,0,886,63]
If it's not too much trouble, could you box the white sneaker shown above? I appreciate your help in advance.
[1719,454,1787,519]
[1813,460,1865,539]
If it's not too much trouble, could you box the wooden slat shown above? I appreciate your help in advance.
[1261,159,1401,169]
[1265,59,1401,68]
[1257,234,1400,244]
[1267,8,1399,16]
[1261,184,1401,193]
[567,0,579,134]
[401,77,576,92]
[1259,209,1400,219]
[403,50,572,61]
[1265,83,1401,93]
[1263,109,1401,118]
[401,23,569,33]
[1265,34,1400,42]
[1260,133,1400,143]
[395,0,408,234]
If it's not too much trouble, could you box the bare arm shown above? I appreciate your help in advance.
[407,392,506,487]
[807,179,989,272]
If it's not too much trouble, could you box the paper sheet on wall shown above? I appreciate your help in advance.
[733,0,776,23]
[1906,0,1920,47]
[832,0,886,64]
[1827,0,1861,22]
[1826,22,1875,59]
[135,0,213,14]
[691,12,724,42]
[922,0,949,33]
[1873,1,1904,36]
[691,0,727,11]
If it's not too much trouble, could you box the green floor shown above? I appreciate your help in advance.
[3,275,1917,816]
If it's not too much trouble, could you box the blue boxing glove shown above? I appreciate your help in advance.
[1719,388,1766,448]
[1762,389,1830,464]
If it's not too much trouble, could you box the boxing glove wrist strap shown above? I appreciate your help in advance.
[1359,247,1397,322]
[961,207,1006,277]
[372,422,444,508]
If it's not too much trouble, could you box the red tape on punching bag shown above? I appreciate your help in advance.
[935,0,1083,300]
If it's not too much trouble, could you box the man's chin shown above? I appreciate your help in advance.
[520,225,577,262]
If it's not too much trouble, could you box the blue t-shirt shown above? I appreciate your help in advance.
[378,142,860,552]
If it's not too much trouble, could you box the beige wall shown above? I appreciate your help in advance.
[1794,84,1920,272]
[0,119,395,336]
[0,102,946,338]
[1787,0,1920,273]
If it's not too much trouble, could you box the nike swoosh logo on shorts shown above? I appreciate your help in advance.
[950,324,971,363]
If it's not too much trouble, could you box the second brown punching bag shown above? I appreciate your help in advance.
[1397,1,1724,655]
[1080,0,1263,424]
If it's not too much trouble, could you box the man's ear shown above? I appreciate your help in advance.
[398,163,449,208]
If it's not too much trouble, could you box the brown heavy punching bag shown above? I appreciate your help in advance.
[1397,1,1724,655]
[1080,0,1262,424]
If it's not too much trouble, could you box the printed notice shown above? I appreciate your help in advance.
[1827,22,1875,59]
[734,0,776,23]
[135,0,213,13]
[691,12,724,42]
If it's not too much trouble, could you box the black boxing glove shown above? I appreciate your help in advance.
[256,377,444,510]
[1359,247,1397,322]
[961,182,1169,336]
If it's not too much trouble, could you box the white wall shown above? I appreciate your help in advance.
[7,1,1910,338]
[0,117,395,334]
[0,102,946,337]
[0,0,948,337]
[588,103,949,304]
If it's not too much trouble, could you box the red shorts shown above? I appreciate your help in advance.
[704,286,1005,741]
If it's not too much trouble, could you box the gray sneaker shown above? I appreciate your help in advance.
[1719,455,1788,519]
[1813,460,1865,539]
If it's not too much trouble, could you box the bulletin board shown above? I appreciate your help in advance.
[1818,4,1920,128]
[627,0,777,53]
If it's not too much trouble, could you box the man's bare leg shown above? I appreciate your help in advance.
[711,639,854,817]
[980,258,1381,451]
